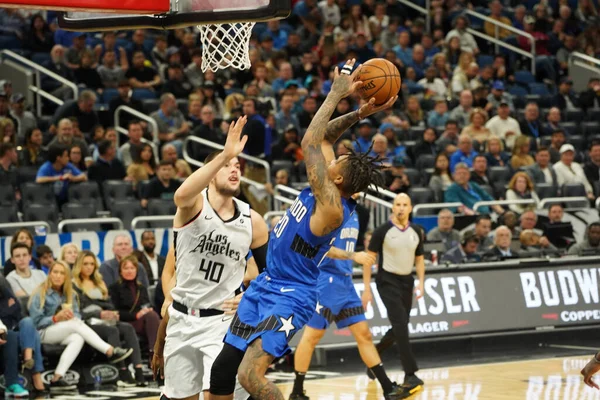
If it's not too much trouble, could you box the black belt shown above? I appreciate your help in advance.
[172,301,224,317]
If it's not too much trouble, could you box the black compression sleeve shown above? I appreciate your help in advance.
[251,241,268,273]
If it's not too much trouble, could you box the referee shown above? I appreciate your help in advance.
[367,193,425,396]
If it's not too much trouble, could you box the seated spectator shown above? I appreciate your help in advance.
[0,118,16,145]
[74,50,103,92]
[161,144,192,179]
[28,261,133,391]
[36,144,87,205]
[418,67,447,99]
[402,96,425,127]
[139,231,165,282]
[59,243,79,270]
[510,135,535,170]
[72,251,146,386]
[450,134,478,172]
[264,169,291,198]
[412,127,437,159]
[99,234,150,289]
[48,118,90,159]
[484,1,512,38]
[543,204,575,248]
[474,214,494,252]
[127,143,157,186]
[88,140,127,183]
[551,77,578,110]
[370,134,394,162]
[579,77,600,111]
[469,155,491,187]
[120,121,144,167]
[485,103,521,150]
[548,129,567,164]
[585,142,600,193]
[150,93,190,154]
[109,81,145,129]
[441,230,481,264]
[186,96,203,130]
[190,104,227,158]
[201,81,225,120]
[0,143,18,203]
[126,51,161,91]
[568,222,600,255]
[543,107,567,137]
[484,136,510,168]
[383,157,411,194]
[271,125,303,163]
[162,64,192,99]
[517,210,542,235]
[427,209,460,250]
[274,94,300,135]
[526,146,558,186]
[141,160,181,208]
[519,102,542,149]
[379,124,406,159]
[520,229,558,253]
[3,229,42,276]
[0,275,46,396]
[25,14,54,53]
[486,81,514,112]
[64,32,87,70]
[506,172,540,213]
[554,144,595,200]
[461,108,492,144]
[69,144,88,172]
[429,153,453,196]
[445,163,503,215]
[36,245,54,274]
[10,93,37,139]
[6,243,46,297]
[353,119,374,152]
[97,51,125,89]
[484,226,519,260]
[427,98,449,129]
[41,45,76,100]
[50,91,99,136]
[109,256,160,358]
[435,120,460,153]
[18,128,46,167]
[445,15,479,54]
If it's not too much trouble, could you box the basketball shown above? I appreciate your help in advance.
[355,58,401,106]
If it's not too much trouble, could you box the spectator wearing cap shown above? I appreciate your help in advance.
[441,230,481,264]
[485,102,521,150]
[354,119,373,153]
[162,63,192,99]
[554,144,595,200]
[97,51,125,89]
[108,81,144,129]
[140,160,181,209]
[9,93,36,139]
[484,1,513,39]
[427,209,461,250]
[18,128,46,167]
[486,81,514,112]
[449,90,474,129]
[275,94,300,135]
[384,156,411,194]
[88,139,126,184]
[552,78,578,110]
[74,50,104,92]
[445,15,479,55]
[50,90,99,136]
[42,45,76,100]
[64,32,88,70]
[36,144,87,205]
[445,162,502,215]
[126,51,162,91]
[413,127,437,159]
[543,108,567,138]
[48,118,90,159]
[0,143,18,202]
[450,134,478,172]
[579,77,600,111]
[272,125,302,162]
[418,68,447,99]
[427,99,449,129]
[150,93,190,155]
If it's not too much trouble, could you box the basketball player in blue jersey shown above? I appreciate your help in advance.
[209,59,401,400]
[289,211,407,399]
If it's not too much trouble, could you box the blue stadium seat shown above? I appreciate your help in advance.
[528,83,550,97]
[404,168,422,187]
[142,99,160,114]
[0,35,21,50]
[508,86,528,97]
[514,71,535,85]
[31,52,51,65]
[102,88,120,104]
[132,89,158,100]
[477,55,494,67]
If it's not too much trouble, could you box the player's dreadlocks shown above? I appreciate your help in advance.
[340,141,386,195]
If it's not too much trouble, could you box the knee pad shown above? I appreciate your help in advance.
[209,344,245,395]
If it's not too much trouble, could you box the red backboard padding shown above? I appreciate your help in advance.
[0,0,168,13]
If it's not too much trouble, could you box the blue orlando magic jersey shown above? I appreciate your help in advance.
[319,212,359,276]
[267,187,356,286]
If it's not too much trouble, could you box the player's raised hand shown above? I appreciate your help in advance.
[331,59,363,98]
[222,116,248,159]
[358,95,398,119]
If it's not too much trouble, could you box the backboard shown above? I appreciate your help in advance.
[56,0,290,31]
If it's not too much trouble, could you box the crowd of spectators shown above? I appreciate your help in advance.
[0,230,165,395]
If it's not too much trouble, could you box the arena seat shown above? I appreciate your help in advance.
[21,182,55,207]
[68,181,104,211]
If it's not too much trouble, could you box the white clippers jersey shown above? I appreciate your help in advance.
[171,189,253,310]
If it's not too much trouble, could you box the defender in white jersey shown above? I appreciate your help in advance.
[153,116,269,400]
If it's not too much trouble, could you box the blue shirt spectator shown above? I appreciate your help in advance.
[450,134,478,172]
[444,164,495,214]
[36,144,86,203]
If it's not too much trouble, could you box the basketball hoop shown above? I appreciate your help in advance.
[198,22,255,72]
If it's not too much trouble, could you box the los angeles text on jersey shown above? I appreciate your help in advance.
[192,229,241,261]
[519,268,600,308]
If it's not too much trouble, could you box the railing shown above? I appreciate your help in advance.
[263,211,285,224]
[0,221,51,234]
[397,0,431,32]
[568,52,600,74]
[472,199,537,213]
[539,197,590,209]
[131,216,173,230]
[464,10,536,75]
[114,105,160,145]
[183,136,271,187]
[58,218,124,233]
[0,49,78,116]
[596,197,600,210]
[568,52,600,92]
[368,185,396,202]
[413,202,464,216]
[273,184,299,211]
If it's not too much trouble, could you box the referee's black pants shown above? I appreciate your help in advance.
[376,269,418,375]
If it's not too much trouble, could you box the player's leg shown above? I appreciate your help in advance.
[209,343,245,400]
[290,326,326,399]
[237,338,280,400]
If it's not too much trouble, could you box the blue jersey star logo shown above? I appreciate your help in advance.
[278,315,295,337]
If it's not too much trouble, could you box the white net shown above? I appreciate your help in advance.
[198,22,255,72]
